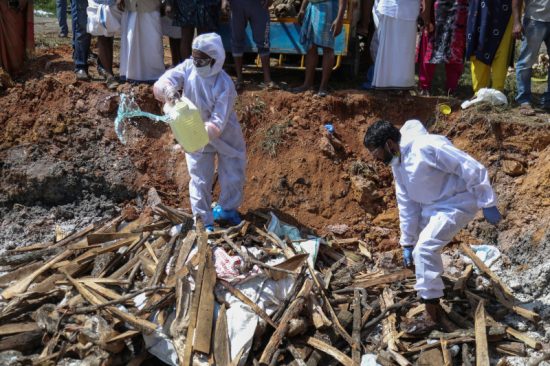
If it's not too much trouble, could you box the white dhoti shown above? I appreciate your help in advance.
[120,10,165,82]
[372,14,417,89]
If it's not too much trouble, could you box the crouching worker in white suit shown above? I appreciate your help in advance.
[363,119,502,332]
[153,33,246,232]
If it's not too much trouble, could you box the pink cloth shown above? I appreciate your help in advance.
[418,31,463,92]
[213,247,260,283]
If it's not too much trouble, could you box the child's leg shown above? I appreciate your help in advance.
[319,46,335,92]
[186,151,216,226]
[418,32,435,91]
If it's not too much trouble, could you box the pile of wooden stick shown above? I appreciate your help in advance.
[0,203,542,366]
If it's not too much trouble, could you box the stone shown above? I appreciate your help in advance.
[502,159,526,177]
[372,208,399,227]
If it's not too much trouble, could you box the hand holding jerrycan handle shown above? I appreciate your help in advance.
[163,97,209,153]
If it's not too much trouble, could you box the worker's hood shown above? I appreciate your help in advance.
[192,33,225,78]
[399,119,428,147]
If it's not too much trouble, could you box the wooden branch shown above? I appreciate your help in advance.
[505,327,542,350]
[258,279,313,365]
[69,286,165,314]
[352,290,361,365]
[305,337,354,366]
[1,250,70,299]
[219,279,277,328]
[453,264,473,292]
[460,243,514,299]
[0,247,61,266]
[194,244,216,354]
[214,304,231,366]
[474,300,489,366]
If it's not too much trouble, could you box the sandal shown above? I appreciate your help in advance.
[290,85,314,93]
[316,89,329,97]
[258,81,279,90]
[519,103,536,116]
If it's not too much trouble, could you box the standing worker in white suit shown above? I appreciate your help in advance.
[153,33,246,231]
[363,119,502,331]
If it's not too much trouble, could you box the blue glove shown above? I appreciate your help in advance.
[483,206,502,225]
[402,246,414,268]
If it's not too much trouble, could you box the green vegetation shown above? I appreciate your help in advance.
[35,0,58,16]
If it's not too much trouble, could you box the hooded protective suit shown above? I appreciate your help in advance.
[153,33,246,226]
[392,120,496,300]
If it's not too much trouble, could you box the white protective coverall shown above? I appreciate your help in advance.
[393,120,497,299]
[153,33,247,226]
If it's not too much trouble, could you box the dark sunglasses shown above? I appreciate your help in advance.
[192,56,212,68]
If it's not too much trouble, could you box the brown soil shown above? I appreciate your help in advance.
[1,44,549,256]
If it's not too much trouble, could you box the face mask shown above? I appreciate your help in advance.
[195,64,213,77]
[382,145,400,166]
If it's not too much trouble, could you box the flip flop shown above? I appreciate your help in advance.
[519,103,536,116]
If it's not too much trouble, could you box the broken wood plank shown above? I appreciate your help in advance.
[441,338,452,366]
[87,232,140,245]
[0,247,61,266]
[194,243,216,354]
[61,269,157,333]
[453,264,473,292]
[352,290,361,365]
[0,330,43,352]
[350,269,414,290]
[474,300,489,366]
[495,341,526,357]
[380,287,399,352]
[0,262,42,288]
[181,225,210,366]
[305,337,354,366]
[405,337,475,354]
[0,322,40,336]
[1,249,70,299]
[492,282,540,322]
[505,327,542,350]
[214,304,231,366]
[460,243,515,299]
[219,279,276,328]
[259,279,313,365]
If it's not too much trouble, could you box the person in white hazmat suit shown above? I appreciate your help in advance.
[363,119,502,331]
[153,32,246,231]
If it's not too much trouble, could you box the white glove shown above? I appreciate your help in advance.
[205,122,221,140]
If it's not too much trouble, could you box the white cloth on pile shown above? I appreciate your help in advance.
[392,120,497,299]
[120,10,165,82]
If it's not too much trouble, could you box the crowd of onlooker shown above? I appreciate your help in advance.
[0,0,548,113]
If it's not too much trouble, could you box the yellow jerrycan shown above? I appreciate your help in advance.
[165,97,209,153]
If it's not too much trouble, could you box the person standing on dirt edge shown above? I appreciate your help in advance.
[363,120,502,333]
[292,0,346,97]
[153,33,246,232]
[56,0,69,37]
[72,0,92,80]
[512,0,550,115]
[371,0,420,89]
[86,0,122,89]
[224,0,274,91]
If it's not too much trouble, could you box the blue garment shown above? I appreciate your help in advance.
[300,0,339,50]
[56,0,68,35]
[515,17,550,106]
[174,0,220,30]
[71,0,91,71]
[230,0,270,57]
[466,0,512,65]
[94,0,117,4]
